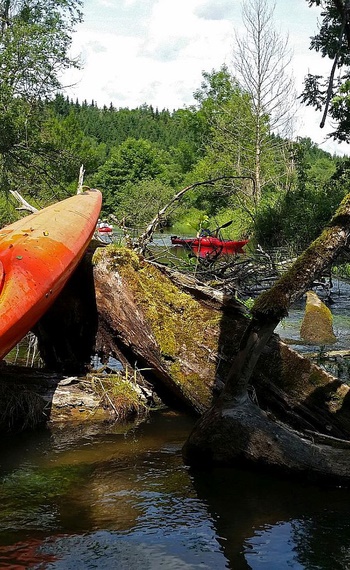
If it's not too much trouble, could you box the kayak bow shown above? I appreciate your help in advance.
[0,189,102,360]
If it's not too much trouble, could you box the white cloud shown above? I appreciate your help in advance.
[195,0,238,21]
[62,0,349,155]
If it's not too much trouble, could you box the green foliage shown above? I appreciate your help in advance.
[56,99,203,164]
[94,138,167,187]
[0,0,82,100]
[188,66,293,216]
[252,137,342,248]
[91,138,179,218]
[0,0,83,210]
[0,194,20,226]
[301,1,350,141]
[254,172,346,249]
[42,110,107,181]
[179,68,258,216]
[112,179,174,226]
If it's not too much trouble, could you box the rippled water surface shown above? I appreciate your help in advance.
[0,410,350,569]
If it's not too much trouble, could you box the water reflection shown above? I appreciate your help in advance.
[191,465,350,569]
[0,412,350,569]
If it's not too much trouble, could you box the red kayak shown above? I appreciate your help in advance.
[171,235,249,254]
[0,189,102,360]
[96,222,113,233]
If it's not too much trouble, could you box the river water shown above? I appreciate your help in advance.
[2,241,350,569]
[1,409,350,570]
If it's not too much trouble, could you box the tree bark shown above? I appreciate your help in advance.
[92,246,248,414]
[183,396,350,486]
[184,194,350,484]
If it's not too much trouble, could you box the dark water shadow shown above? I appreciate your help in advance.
[190,268,350,568]
[190,463,350,570]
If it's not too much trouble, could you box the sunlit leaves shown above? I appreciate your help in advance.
[302,0,350,140]
[0,0,83,204]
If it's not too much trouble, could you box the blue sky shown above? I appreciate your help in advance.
[63,0,348,155]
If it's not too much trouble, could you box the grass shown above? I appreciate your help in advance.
[88,368,150,421]
[0,382,47,432]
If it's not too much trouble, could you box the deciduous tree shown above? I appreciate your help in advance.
[0,0,83,205]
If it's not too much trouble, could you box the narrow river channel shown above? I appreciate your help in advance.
[1,408,350,569]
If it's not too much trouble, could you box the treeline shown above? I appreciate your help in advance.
[51,96,201,152]
[47,82,349,251]
[3,70,350,251]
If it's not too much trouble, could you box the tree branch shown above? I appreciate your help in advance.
[136,176,255,254]
[10,190,38,214]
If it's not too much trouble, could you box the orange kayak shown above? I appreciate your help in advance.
[0,189,102,360]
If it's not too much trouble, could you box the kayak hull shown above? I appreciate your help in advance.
[0,189,102,360]
[97,227,113,233]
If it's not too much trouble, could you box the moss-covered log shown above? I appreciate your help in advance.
[92,245,247,414]
[184,193,350,483]
[92,246,350,444]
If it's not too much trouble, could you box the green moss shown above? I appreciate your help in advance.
[114,254,220,362]
[93,246,244,409]
[308,368,328,388]
[95,247,225,408]
[277,343,328,396]
[300,292,336,344]
[169,361,212,409]
[330,192,350,225]
[93,245,140,271]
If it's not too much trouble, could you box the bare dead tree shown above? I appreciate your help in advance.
[233,0,296,202]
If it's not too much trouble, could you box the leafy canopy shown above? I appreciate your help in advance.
[0,0,83,206]
[0,0,83,99]
[301,0,350,141]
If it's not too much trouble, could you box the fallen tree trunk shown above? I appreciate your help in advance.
[183,396,350,486]
[92,246,248,414]
[183,192,350,484]
[92,245,350,447]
